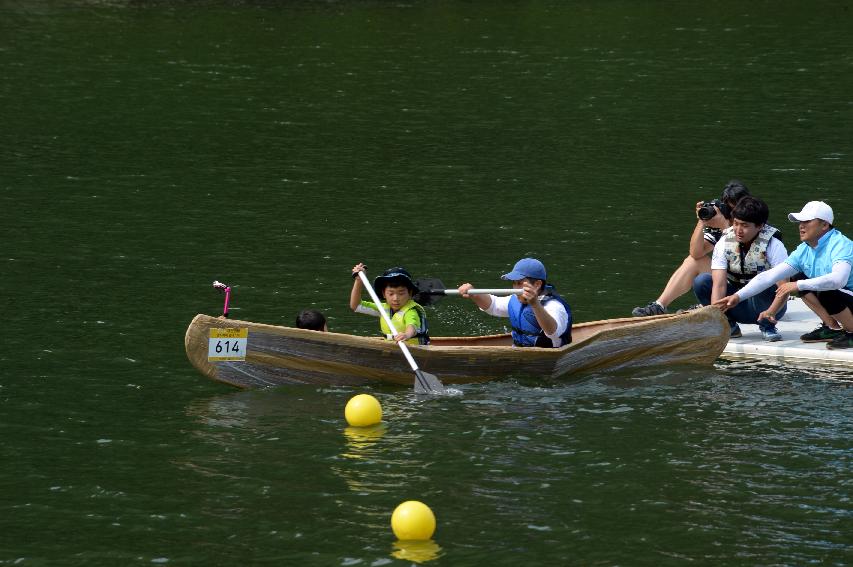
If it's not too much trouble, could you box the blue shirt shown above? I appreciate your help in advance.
[785,228,853,291]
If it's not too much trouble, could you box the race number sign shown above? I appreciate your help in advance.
[208,328,249,361]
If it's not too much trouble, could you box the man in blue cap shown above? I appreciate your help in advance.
[458,258,573,347]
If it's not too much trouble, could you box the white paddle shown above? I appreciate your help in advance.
[413,277,522,306]
[356,271,446,394]
[439,289,523,296]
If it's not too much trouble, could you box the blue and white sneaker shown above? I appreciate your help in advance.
[761,327,782,342]
[730,324,742,338]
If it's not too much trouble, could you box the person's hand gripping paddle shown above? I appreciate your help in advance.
[356,271,445,394]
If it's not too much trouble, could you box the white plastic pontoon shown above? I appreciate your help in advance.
[721,297,853,367]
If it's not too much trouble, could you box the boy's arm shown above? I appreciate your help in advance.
[394,324,418,343]
[350,263,366,311]
[349,278,363,311]
[394,308,423,342]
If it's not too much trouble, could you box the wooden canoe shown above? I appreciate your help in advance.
[184,306,729,389]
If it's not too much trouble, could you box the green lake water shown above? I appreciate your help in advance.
[2,1,851,564]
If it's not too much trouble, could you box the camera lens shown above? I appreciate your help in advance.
[697,204,715,221]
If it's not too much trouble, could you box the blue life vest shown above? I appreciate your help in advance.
[507,288,573,348]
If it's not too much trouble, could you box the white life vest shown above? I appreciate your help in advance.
[722,224,780,284]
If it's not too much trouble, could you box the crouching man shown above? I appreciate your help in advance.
[693,196,789,341]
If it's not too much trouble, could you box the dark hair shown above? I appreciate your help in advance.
[296,309,326,331]
[732,196,769,226]
[721,179,750,205]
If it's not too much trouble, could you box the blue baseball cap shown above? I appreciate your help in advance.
[501,258,547,281]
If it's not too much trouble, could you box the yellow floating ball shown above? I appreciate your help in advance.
[391,500,436,541]
[344,394,382,427]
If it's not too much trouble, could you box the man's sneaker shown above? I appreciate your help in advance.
[761,327,782,342]
[800,324,844,342]
[826,332,853,350]
[632,301,666,317]
[730,324,742,338]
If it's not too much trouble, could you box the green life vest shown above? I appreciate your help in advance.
[722,224,780,284]
[377,299,430,345]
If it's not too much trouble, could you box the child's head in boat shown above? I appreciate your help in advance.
[295,309,327,331]
[373,267,418,311]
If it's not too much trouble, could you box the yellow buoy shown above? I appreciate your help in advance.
[344,394,382,427]
[391,500,436,541]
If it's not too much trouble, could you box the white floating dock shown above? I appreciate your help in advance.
[720,297,853,367]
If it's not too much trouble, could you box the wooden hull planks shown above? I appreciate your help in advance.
[185,307,729,389]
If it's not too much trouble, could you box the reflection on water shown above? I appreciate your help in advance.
[391,539,443,563]
[342,424,387,459]
[333,419,430,499]
[721,357,853,383]
[190,393,251,429]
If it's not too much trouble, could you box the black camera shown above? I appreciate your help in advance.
[697,199,731,221]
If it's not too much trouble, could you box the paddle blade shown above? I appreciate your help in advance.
[414,278,447,307]
[414,369,446,394]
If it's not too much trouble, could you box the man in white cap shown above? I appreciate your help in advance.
[714,201,853,350]
[457,258,573,347]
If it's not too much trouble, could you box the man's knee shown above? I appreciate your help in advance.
[816,290,853,316]
[693,272,713,288]
[791,272,815,297]
[683,254,710,274]
[692,273,713,304]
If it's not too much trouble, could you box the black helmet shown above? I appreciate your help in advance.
[373,267,417,298]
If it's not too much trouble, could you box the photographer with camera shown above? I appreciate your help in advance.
[631,180,752,317]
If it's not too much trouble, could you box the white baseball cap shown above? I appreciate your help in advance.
[788,201,834,224]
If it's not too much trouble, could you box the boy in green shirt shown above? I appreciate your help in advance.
[349,263,430,345]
